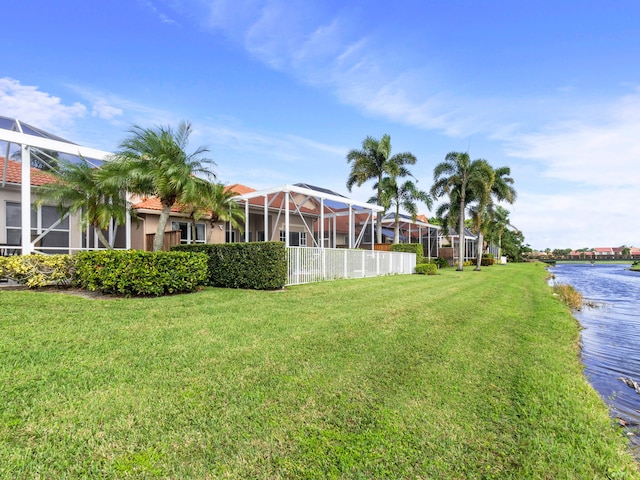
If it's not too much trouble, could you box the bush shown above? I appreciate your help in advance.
[0,254,76,287]
[390,243,424,261]
[172,242,287,290]
[74,250,208,296]
[481,253,495,266]
[435,256,448,269]
[419,256,449,269]
[415,263,438,275]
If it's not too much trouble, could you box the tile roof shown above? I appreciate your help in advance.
[0,158,57,186]
[225,183,256,195]
[132,197,185,213]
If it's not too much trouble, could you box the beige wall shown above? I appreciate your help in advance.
[1,186,84,250]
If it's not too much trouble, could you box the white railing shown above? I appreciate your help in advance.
[286,247,416,286]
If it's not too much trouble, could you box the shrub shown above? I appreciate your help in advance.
[415,263,438,275]
[480,254,495,266]
[435,256,448,269]
[0,254,76,288]
[172,242,287,290]
[552,283,583,310]
[390,243,424,261]
[419,256,449,269]
[74,250,208,296]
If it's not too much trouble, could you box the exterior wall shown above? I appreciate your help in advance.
[132,212,211,250]
[1,185,84,252]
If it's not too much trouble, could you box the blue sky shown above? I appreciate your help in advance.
[2,0,639,250]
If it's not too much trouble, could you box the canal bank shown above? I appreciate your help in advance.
[550,262,640,457]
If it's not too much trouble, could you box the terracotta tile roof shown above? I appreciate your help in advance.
[225,183,256,195]
[0,158,57,186]
[132,197,183,213]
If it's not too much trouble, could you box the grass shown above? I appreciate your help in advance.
[553,283,584,310]
[1,263,638,478]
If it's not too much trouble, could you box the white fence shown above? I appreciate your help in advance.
[286,247,417,286]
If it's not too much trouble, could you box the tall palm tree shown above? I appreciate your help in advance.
[180,180,245,244]
[469,199,493,271]
[470,165,517,270]
[346,134,416,243]
[431,152,493,271]
[103,121,215,251]
[378,176,432,244]
[488,205,510,261]
[35,159,130,249]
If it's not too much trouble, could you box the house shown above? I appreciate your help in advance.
[594,247,614,256]
[570,250,594,258]
[0,116,124,255]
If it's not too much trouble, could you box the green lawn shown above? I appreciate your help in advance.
[1,263,638,478]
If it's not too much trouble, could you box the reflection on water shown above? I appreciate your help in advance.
[551,263,640,444]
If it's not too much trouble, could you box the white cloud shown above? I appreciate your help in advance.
[0,77,87,134]
[141,0,179,24]
[64,84,175,127]
[197,0,523,139]
[91,99,124,120]
[504,90,640,187]
[511,186,639,249]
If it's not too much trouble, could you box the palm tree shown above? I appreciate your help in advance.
[378,176,432,244]
[35,159,130,249]
[478,166,517,267]
[431,152,493,271]
[488,205,510,261]
[469,199,493,271]
[346,134,416,243]
[180,181,245,244]
[104,121,215,251]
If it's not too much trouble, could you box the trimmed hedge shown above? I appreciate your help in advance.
[0,254,75,287]
[473,254,495,267]
[74,250,208,296]
[390,243,424,261]
[172,242,287,290]
[415,263,438,275]
[419,256,448,269]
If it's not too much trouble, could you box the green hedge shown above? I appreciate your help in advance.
[172,242,287,290]
[415,263,438,275]
[390,243,424,261]
[74,250,208,296]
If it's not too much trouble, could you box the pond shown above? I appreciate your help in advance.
[550,263,640,448]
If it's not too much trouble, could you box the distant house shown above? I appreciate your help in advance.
[569,250,594,258]
[438,227,478,265]
[594,247,614,256]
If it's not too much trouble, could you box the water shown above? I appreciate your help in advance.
[551,263,640,444]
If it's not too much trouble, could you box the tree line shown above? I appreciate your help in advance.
[346,135,517,271]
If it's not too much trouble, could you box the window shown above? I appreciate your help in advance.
[5,202,70,252]
[225,231,236,243]
[257,231,265,242]
[286,231,307,246]
[279,230,286,242]
[171,221,206,244]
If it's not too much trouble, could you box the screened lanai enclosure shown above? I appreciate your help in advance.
[0,116,131,255]
[232,184,417,284]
